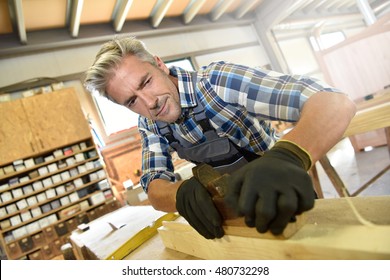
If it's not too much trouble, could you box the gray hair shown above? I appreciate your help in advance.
[84,36,156,97]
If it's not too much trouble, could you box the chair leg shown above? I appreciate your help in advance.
[309,164,324,198]
[319,156,350,197]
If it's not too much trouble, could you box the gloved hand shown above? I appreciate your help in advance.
[225,140,315,235]
[176,176,224,239]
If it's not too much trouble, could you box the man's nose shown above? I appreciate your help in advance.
[141,92,158,109]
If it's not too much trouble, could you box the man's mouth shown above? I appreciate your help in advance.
[156,98,167,118]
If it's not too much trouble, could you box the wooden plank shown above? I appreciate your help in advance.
[223,215,306,239]
[159,222,390,259]
[343,103,390,137]
[158,196,390,260]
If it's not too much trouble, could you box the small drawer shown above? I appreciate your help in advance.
[43,226,58,242]
[106,200,120,212]
[76,213,90,225]
[95,205,107,217]
[41,244,54,260]
[19,236,34,252]
[65,218,77,231]
[54,222,68,237]
[87,209,99,221]
[6,241,22,259]
[32,232,46,248]
[52,239,63,256]
[28,249,43,260]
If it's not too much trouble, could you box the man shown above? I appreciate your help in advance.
[84,36,356,239]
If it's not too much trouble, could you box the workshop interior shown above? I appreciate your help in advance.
[0,0,389,260]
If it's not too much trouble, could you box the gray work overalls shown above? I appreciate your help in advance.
[156,72,259,175]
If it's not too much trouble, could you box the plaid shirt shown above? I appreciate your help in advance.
[138,61,340,191]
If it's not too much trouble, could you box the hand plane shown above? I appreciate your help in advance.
[192,163,238,220]
[192,163,305,239]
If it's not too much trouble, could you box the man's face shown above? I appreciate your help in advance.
[106,55,181,123]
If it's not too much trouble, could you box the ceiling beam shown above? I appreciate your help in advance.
[302,0,328,14]
[183,0,207,24]
[210,0,235,21]
[235,0,262,19]
[0,15,255,58]
[273,12,362,30]
[328,0,350,12]
[69,0,84,38]
[356,0,377,25]
[151,0,174,28]
[10,0,27,44]
[322,0,342,11]
[113,0,133,32]
[256,0,310,30]
[373,0,390,12]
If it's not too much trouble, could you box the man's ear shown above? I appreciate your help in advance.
[154,56,169,74]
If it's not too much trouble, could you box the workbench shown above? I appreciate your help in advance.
[70,195,390,260]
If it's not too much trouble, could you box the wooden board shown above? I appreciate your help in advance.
[343,102,390,137]
[158,196,390,260]
[223,215,306,239]
[70,205,172,259]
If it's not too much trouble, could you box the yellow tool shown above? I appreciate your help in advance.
[105,212,179,260]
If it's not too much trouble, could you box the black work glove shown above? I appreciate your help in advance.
[225,140,315,235]
[176,177,224,239]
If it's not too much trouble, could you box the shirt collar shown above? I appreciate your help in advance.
[170,66,198,109]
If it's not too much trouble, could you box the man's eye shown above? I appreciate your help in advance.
[126,98,136,107]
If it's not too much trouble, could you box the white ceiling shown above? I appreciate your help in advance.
[0,0,389,57]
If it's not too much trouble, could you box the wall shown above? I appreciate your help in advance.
[195,44,270,68]
[277,37,320,77]
[318,22,390,100]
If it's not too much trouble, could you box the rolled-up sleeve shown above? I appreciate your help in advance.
[138,118,176,192]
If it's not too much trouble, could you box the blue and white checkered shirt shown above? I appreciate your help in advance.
[138,61,341,192]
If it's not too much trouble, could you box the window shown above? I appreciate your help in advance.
[93,92,139,135]
[310,31,346,51]
[93,57,195,136]
[165,57,195,71]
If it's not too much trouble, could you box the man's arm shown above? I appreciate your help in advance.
[225,90,356,235]
[147,179,181,212]
[282,91,356,163]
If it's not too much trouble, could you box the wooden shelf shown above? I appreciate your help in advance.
[0,88,120,260]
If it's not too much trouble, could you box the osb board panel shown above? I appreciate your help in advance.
[22,88,91,151]
[0,99,36,164]
[158,196,390,260]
